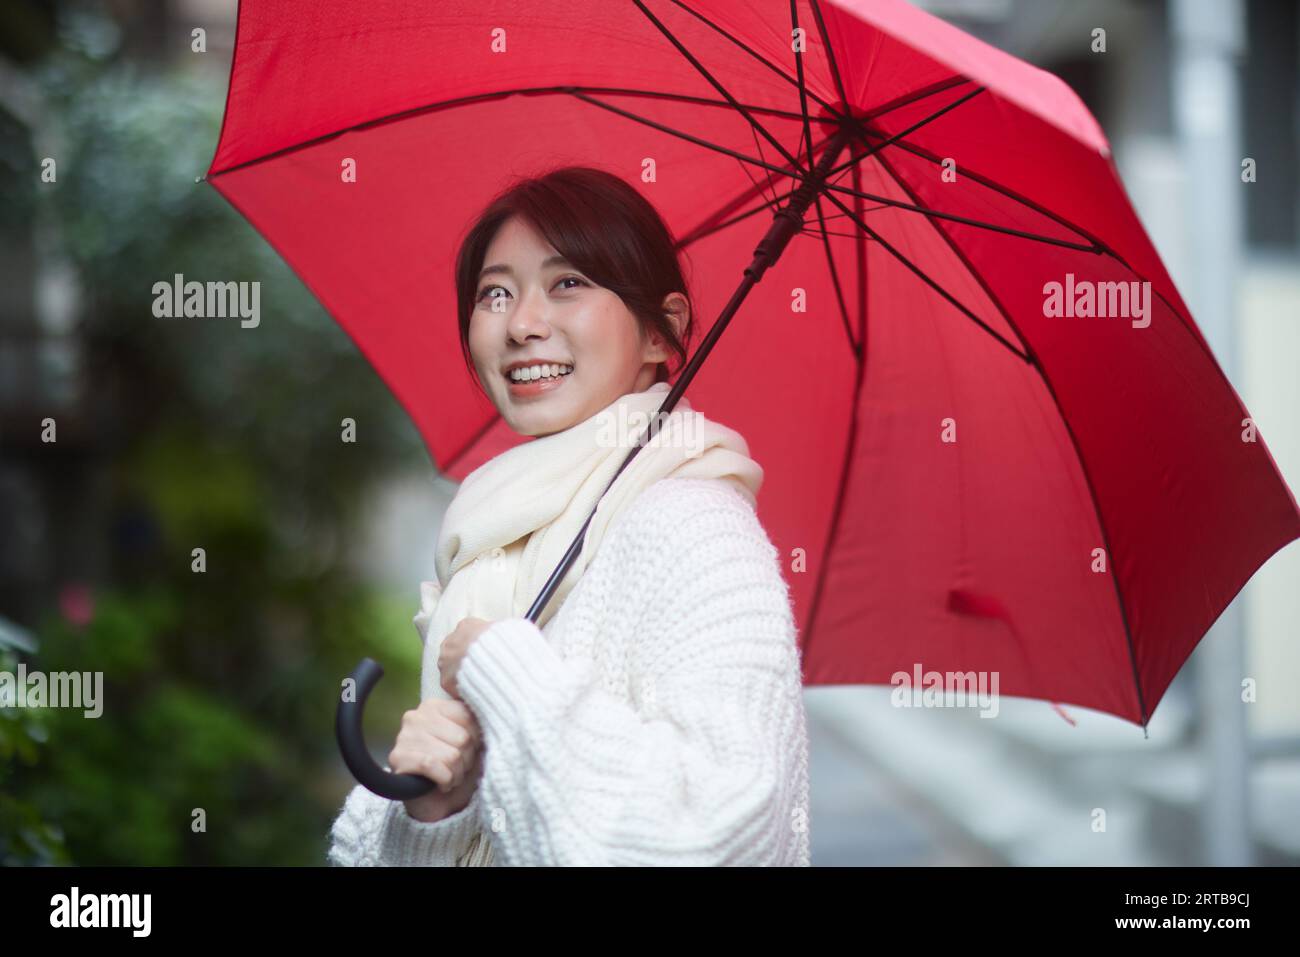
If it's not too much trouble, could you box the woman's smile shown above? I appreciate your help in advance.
[504,360,575,401]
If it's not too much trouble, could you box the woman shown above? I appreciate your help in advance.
[327,167,811,866]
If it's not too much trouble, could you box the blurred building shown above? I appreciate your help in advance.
[0,0,235,626]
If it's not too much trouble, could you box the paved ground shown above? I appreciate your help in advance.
[806,690,1004,866]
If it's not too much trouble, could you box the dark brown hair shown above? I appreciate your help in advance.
[454,166,694,392]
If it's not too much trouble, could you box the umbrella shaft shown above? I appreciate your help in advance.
[747,125,857,283]
[524,125,858,624]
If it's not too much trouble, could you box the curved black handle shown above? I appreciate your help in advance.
[336,657,439,800]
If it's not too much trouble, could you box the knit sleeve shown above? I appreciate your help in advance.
[326,777,488,866]
[454,479,810,866]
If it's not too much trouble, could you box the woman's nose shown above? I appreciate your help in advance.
[507,295,551,343]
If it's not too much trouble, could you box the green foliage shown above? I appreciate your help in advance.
[1,649,71,866]
[2,6,437,864]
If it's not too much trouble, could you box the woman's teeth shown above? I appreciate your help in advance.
[508,363,573,383]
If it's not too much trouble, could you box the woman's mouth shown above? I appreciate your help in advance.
[505,362,573,399]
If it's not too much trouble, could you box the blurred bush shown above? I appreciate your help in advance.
[1,5,433,864]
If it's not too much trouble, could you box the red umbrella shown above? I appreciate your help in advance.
[207,0,1300,789]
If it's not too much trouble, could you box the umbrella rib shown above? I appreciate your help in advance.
[632,0,808,177]
[685,0,839,254]
[591,90,1090,257]
[806,206,874,222]
[822,85,987,179]
[204,84,832,180]
[536,89,1070,360]
[567,90,806,183]
[734,152,781,215]
[666,0,847,123]
[808,191,860,356]
[860,75,976,123]
[676,190,880,248]
[800,199,892,238]
[677,193,787,247]
[800,223,886,240]
[744,124,784,210]
[762,162,1097,252]
[868,146,1150,732]
[852,127,1212,354]
[850,141,870,350]
[790,0,818,176]
[677,79,968,251]
[874,145,1038,362]
[848,127,1102,250]
[809,0,851,108]
[569,88,1001,256]
[800,258,870,666]
[659,0,969,133]
[675,0,819,253]
[785,0,857,358]
[739,81,1102,254]
[818,179,1099,252]
[1019,305,1150,736]
[678,81,970,240]
[817,186,1032,363]
[766,85,1110,254]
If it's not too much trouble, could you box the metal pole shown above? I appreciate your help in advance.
[1171,0,1252,866]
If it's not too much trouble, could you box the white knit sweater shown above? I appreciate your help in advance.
[327,477,811,866]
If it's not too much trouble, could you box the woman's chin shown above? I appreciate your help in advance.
[504,405,573,438]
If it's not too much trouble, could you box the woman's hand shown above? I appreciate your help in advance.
[392,696,484,823]
[438,616,493,700]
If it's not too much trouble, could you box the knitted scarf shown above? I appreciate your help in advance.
[411,380,763,865]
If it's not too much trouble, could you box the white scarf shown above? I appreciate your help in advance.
[415,381,763,704]
[409,381,761,865]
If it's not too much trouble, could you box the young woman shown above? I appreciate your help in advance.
[327,167,811,866]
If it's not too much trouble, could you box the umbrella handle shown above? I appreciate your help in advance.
[335,657,439,800]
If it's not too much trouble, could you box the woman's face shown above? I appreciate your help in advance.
[469,215,685,437]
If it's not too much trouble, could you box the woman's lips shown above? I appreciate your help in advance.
[506,370,570,399]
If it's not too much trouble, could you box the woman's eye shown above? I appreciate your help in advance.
[477,278,584,303]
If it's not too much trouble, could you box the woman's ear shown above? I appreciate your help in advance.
[641,292,688,373]
[642,333,671,366]
[657,291,689,357]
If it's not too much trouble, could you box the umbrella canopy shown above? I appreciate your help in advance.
[207,0,1300,732]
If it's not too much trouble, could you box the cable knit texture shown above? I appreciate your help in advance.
[326,476,811,866]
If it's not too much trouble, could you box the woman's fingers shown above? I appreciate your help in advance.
[392,702,482,793]
[389,735,462,793]
[419,697,483,747]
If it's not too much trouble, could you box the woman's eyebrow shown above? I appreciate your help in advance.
[478,255,570,283]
